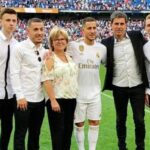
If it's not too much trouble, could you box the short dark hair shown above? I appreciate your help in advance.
[82,17,96,27]
[0,8,17,19]
[110,11,128,23]
[27,18,43,27]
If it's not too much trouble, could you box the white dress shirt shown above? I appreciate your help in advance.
[0,30,18,99]
[144,41,150,94]
[10,38,45,102]
[113,36,142,87]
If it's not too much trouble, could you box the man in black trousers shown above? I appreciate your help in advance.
[0,8,18,150]
[10,18,46,150]
[101,11,148,150]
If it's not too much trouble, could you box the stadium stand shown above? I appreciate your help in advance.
[13,16,144,48]
[0,0,148,48]
[0,1,150,150]
[1,0,150,11]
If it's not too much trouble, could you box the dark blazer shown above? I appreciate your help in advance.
[101,31,148,91]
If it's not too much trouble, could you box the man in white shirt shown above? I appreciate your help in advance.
[0,8,18,150]
[67,17,106,150]
[10,18,45,150]
[143,40,150,106]
[101,11,148,150]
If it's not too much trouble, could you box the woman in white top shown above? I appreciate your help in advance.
[41,26,78,150]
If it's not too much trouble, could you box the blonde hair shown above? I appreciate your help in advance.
[49,26,69,51]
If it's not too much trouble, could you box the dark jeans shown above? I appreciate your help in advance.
[46,98,76,150]
[112,84,145,150]
[14,100,45,150]
[0,97,16,150]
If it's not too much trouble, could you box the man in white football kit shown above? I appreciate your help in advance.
[67,17,106,150]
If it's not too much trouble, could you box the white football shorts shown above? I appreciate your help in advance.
[74,99,101,123]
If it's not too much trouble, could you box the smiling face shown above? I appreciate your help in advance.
[49,26,68,52]
[52,34,68,52]
[27,21,44,46]
[0,13,17,35]
[111,18,127,41]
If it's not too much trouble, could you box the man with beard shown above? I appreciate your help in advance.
[10,18,45,150]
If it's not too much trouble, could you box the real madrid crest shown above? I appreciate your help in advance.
[96,52,100,58]
[79,45,84,55]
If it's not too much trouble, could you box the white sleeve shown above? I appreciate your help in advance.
[101,45,107,66]
[66,41,75,57]
[41,63,54,82]
[10,45,24,100]
[143,42,150,91]
[146,88,150,95]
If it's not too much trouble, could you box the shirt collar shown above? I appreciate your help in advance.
[26,38,43,51]
[0,30,15,42]
[114,33,129,43]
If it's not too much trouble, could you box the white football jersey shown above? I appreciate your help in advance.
[67,40,106,103]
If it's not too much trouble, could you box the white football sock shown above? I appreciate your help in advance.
[74,125,85,150]
[88,125,99,150]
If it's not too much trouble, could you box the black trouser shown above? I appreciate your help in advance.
[0,97,16,150]
[14,100,45,150]
[112,84,145,150]
[46,98,76,150]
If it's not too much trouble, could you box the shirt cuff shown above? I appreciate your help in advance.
[146,88,150,95]
[16,93,25,101]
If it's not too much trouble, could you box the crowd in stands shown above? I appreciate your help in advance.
[13,17,145,48]
[1,0,150,11]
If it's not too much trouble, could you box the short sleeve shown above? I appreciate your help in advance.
[41,60,54,82]
[67,41,75,57]
[101,45,107,65]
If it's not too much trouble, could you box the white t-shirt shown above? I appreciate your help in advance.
[67,40,106,103]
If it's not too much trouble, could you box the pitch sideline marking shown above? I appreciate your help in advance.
[102,92,150,113]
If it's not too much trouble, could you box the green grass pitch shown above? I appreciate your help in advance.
[8,66,150,149]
